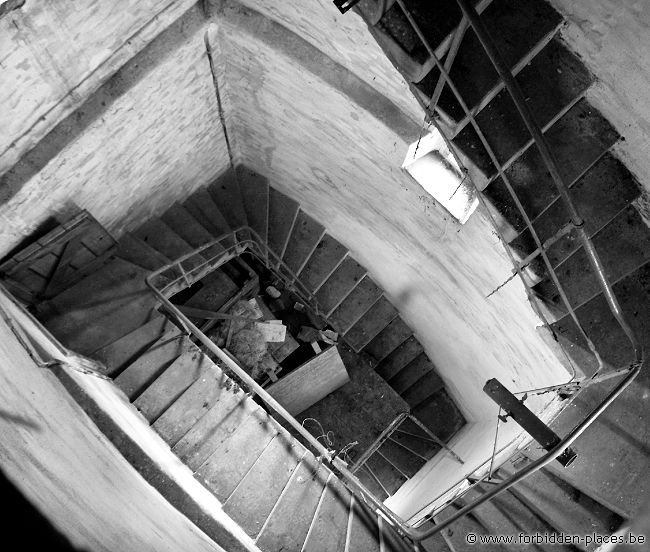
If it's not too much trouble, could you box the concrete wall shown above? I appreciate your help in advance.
[549,0,650,221]
[216,3,569,518]
[0,1,231,254]
[0,307,227,551]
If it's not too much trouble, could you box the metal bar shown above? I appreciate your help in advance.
[363,463,392,498]
[376,450,410,480]
[514,221,575,271]
[427,18,469,109]
[387,436,430,463]
[407,415,464,465]
[351,411,410,472]
[484,379,577,467]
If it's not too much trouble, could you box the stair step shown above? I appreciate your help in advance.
[551,261,649,375]
[133,350,209,423]
[160,203,225,260]
[401,370,445,409]
[183,188,232,237]
[115,233,170,271]
[208,169,249,230]
[389,354,439,395]
[194,406,279,502]
[390,426,440,462]
[453,37,592,166]
[113,331,189,400]
[433,502,499,552]
[501,465,622,550]
[419,0,562,120]
[348,497,381,552]
[224,433,304,538]
[314,256,367,314]
[237,166,269,244]
[366,453,407,495]
[412,389,466,443]
[298,234,348,292]
[417,520,453,552]
[329,277,383,332]
[534,205,650,312]
[152,361,234,447]
[38,258,159,355]
[92,314,175,376]
[302,475,351,552]
[485,99,620,228]
[510,152,641,270]
[379,516,416,552]
[378,437,427,478]
[256,454,330,552]
[267,187,300,259]
[364,317,413,364]
[282,210,326,275]
[345,296,399,352]
[172,388,256,471]
[357,464,390,502]
[182,268,239,311]
[376,337,425,381]
[133,218,204,271]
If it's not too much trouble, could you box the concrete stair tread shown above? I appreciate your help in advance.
[454,37,592,166]
[376,337,425,381]
[113,330,189,400]
[510,152,641,270]
[223,433,304,538]
[208,169,249,230]
[433,502,503,552]
[91,313,175,376]
[345,296,399,352]
[412,389,466,443]
[255,454,330,552]
[389,353,440,395]
[282,210,325,275]
[298,234,348,293]
[329,277,382,333]
[301,475,351,552]
[183,188,232,237]
[38,257,159,355]
[182,268,239,311]
[160,203,226,260]
[485,99,619,225]
[267,187,300,260]
[400,370,445,409]
[315,256,367,314]
[364,317,413,364]
[237,165,269,244]
[133,218,205,271]
[133,349,209,423]
[172,385,259,471]
[194,406,279,502]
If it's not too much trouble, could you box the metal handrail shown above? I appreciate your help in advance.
[350,0,645,537]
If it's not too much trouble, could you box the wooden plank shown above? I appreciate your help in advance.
[266,347,349,416]
[152,360,234,447]
[256,454,329,552]
[345,296,398,352]
[133,350,209,423]
[298,234,348,292]
[172,388,257,471]
[314,257,366,314]
[91,313,173,375]
[194,405,279,501]
[302,475,351,552]
[113,332,189,400]
[282,210,325,274]
[363,317,413,363]
[224,432,305,538]
[348,497,381,552]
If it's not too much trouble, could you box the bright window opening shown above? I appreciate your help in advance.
[403,130,478,224]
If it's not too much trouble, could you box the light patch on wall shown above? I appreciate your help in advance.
[403,130,478,224]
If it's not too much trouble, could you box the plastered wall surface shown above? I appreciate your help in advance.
[549,0,650,201]
[0,4,230,254]
[0,315,226,552]
[218,14,568,516]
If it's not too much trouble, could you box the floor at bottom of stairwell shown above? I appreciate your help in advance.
[285,343,410,462]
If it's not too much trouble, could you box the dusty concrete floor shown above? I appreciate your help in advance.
[294,343,410,463]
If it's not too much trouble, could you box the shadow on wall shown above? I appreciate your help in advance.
[0,468,88,551]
